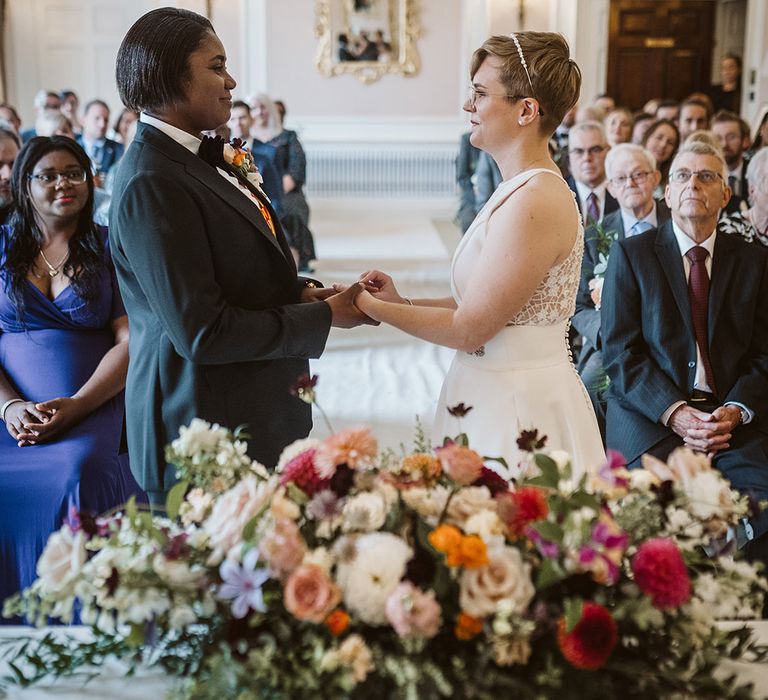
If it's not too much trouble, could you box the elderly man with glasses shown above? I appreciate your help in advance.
[572,143,670,439]
[601,140,768,568]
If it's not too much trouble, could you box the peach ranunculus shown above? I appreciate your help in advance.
[204,475,277,564]
[459,543,535,619]
[446,534,489,570]
[428,524,463,555]
[436,444,484,485]
[259,518,306,579]
[315,427,378,478]
[385,581,442,639]
[36,527,87,597]
[284,563,341,623]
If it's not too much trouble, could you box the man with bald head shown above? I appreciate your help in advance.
[602,141,768,565]
[573,143,669,438]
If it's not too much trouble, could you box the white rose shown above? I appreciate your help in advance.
[36,528,87,597]
[688,471,732,521]
[342,492,388,532]
[204,475,277,563]
[460,544,535,619]
[464,509,505,541]
[446,486,494,525]
[629,469,659,492]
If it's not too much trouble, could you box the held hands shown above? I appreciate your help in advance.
[5,397,89,447]
[358,270,405,304]
[323,283,379,328]
[668,404,742,457]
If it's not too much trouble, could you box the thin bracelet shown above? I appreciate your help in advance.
[0,398,23,422]
[403,297,413,306]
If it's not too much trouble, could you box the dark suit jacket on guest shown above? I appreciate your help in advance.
[566,176,619,223]
[572,202,670,371]
[76,135,125,175]
[601,220,768,466]
[109,122,332,500]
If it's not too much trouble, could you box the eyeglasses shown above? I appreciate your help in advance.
[610,170,653,187]
[467,86,543,115]
[569,146,607,158]
[669,169,723,185]
[28,170,87,187]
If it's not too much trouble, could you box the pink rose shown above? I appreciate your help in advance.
[437,444,484,485]
[284,563,341,623]
[259,518,306,578]
[385,581,442,639]
[204,475,277,563]
[36,527,87,597]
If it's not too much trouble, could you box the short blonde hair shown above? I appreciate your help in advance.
[470,32,581,136]
[670,140,728,180]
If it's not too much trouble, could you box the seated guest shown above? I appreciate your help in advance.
[35,109,75,139]
[227,100,283,215]
[593,94,615,114]
[77,100,124,185]
[112,108,139,147]
[708,53,742,114]
[20,91,61,143]
[601,140,768,566]
[747,109,768,157]
[711,110,750,199]
[455,130,480,233]
[59,90,82,135]
[0,104,22,134]
[574,104,605,124]
[631,112,654,144]
[0,137,141,609]
[684,129,745,216]
[0,127,20,223]
[678,97,710,142]
[655,99,680,123]
[605,107,633,146]
[552,103,576,177]
[475,150,502,212]
[719,147,768,247]
[566,121,618,225]
[250,93,316,271]
[643,98,660,116]
[573,143,669,439]
[642,118,680,194]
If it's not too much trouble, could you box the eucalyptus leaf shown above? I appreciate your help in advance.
[564,598,583,634]
[165,480,189,521]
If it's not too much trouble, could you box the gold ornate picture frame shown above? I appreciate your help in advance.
[314,0,421,85]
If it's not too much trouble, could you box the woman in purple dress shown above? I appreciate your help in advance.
[0,137,139,612]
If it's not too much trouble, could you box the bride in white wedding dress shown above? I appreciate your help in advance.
[353,32,605,479]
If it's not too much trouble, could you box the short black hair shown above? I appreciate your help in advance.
[59,90,78,102]
[83,99,110,115]
[115,7,214,113]
[231,99,250,112]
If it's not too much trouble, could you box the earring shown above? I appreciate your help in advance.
[518,119,525,125]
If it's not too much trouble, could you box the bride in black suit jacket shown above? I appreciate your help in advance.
[110,8,367,504]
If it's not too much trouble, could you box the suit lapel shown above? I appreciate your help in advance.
[708,233,736,344]
[655,222,695,338]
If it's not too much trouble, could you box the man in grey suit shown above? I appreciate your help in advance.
[572,143,670,439]
[602,140,768,562]
[110,8,368,504]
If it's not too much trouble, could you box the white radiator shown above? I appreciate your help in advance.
[305,145,458,199]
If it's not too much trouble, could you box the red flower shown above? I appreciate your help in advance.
[557,602,618,670]
[473,467,509,496]
[279,448,330,496]
[631,538,691,609]
[497,487,549,537]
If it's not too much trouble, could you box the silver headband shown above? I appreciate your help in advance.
[510,33,534,92]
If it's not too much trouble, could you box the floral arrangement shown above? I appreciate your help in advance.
[223,138,263,186]
[3,394,767,699]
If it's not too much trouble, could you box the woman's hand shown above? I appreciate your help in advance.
[358,270,405,304]
[24,397,90,444]
[3,401,52,446]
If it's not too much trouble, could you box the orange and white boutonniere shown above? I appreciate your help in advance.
[223,138,264,188]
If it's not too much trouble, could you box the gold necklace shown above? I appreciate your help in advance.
[38,248,68,278]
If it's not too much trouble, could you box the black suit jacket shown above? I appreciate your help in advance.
[109,122,332,498]
[566,176,619,224]
[601,219,768,463]
[572,202,670,367]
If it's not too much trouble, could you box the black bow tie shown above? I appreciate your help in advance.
[198,135,229,170]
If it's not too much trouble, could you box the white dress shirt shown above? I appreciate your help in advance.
[574,180,608,223]
[660,222,753,425]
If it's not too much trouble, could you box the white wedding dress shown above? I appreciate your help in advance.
[433,168,605,480]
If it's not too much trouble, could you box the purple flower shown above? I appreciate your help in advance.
[218,549,270,619]
[524,525,559,558]
[597,449,629,488]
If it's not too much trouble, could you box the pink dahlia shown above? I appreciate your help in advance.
[279,448,330,496]
[631,538,691,609]
[315,427,378,478]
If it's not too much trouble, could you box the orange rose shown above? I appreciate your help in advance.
[455,611,483,640]
[284,564,341,623]
[325,609,350,636]
[428,524,462,555]
[453,535,489,569]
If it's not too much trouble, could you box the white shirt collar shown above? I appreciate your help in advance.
[671,220,717,258]
[140,113,201,155]
[575,180,607,204]
[620,203,658,234]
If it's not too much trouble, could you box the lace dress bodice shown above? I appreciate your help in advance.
[451,168,584,326]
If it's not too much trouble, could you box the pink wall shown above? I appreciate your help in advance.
[264,0,463,118]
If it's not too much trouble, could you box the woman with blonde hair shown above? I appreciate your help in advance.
[353,33,605,478]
